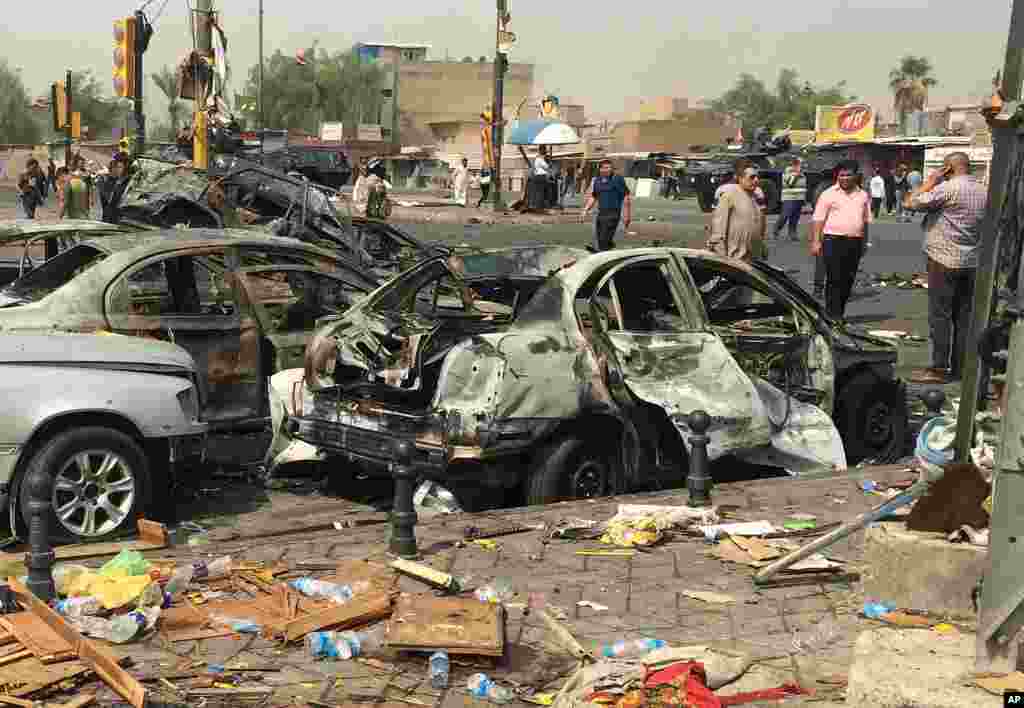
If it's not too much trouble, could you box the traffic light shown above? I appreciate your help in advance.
[51,81,67,131]
[113,16,137,98]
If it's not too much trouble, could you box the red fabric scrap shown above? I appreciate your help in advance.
[641,661,722,708]
[718,682,811,706]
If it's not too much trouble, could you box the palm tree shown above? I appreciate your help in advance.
[889,56,938,134]
[151,66,186,137]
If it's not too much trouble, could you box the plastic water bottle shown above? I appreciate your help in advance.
[209,614,261,634]
[334,625,386,659]
[164,566,195,599]
[598,638,666,659]
[289,578,370,605]
[55,596,103,618]
[466,673,513,704]
[190,556,232,581]
[474,578,514,604]
[863,601,896,619]
[429,651,449,688]
[306,631,346,659]
[136,581,165,609]
[73,608,159,644]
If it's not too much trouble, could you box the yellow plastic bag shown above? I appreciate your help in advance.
[600,517,663,547]
[67,571,154,609]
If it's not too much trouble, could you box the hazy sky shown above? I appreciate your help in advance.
[1,0,1011,124]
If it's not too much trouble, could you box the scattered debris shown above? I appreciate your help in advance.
[948,525,990,546]
[386,595,504,657]
[682,590,735,605]
[575,601,608,612]
[969,671,1024,695]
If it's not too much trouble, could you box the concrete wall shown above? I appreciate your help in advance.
[628,96,689,121]
[611,111,739,153]
[398,61,534,125]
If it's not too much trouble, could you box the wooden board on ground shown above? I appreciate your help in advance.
[385,595,505,657]
[0,655,90,697]
[321,560,399,595]
[159,606,234,643]
[282,592,392,643]
[0,520,168,564]
[8,580,147,708]
[0,612,75,663]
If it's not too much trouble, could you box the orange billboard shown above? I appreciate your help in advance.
[815,104,875,143]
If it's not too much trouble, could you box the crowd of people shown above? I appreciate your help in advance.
[13,151,132,225]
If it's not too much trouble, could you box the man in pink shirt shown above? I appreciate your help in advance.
[810,161,872,319]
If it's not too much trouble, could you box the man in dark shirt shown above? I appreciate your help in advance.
[580,159,632,251]
[98,154,130,224]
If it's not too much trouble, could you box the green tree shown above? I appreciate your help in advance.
[65,71,119,139]
[240,46,386,135]
[0,60,41,145]
[151,66,187,137]
[889,55,937,131]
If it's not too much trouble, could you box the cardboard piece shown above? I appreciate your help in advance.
[711,538,767,568]
[0,612,75,663]
[8,580,146,708]
[385,595,505,657]
[970,671,1024,695]
[682,590,736,605]
[729,535,783,561]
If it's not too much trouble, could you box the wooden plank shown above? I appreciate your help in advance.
[8,580,146,708]
[0,695,33,707]
[0,656,89,697]
[158,605,234,643]
[0,613,75,663]
[282,592,392,643]
[137,519,169,546]
[0,520,168,565]
[0,644,25,661]
[0,650,31,667]
[53,694,96,708]
[385,595,504,657]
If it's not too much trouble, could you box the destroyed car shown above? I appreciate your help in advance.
[273,246,862,507]
[0,334,206,542]
[0,220,135,287]
[0,231,376,439]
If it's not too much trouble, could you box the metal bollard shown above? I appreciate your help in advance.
[24,467,55,601]
[389,440,419,559]
[921,388,947,418]
[687,410,713,507]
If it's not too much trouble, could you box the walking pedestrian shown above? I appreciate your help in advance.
[904,152,986,384]
[26,158,47,204]
[452,158,470,207]
[708,158,766,263]
[97,154,130,224]
[869,169,886,219]
[810,161,872,319]
[476,168,492,208]
[58,163,91,220]
[774,158,806,241]
[580,158,632,252]
[46,158,56,194]
[14,173,41,219]
[892,164,909,222]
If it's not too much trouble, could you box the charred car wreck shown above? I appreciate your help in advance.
[270,246,904,507]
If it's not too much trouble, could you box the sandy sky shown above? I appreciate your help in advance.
[2,0,1011,124]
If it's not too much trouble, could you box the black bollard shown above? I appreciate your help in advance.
[921,389,946,418]
[389,440,419,559]
[24,466,55,601]
[687,410,713,507]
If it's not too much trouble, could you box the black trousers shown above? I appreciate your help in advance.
[477,183,491,207]
[927,258,975,375]
[871,197,882,219]
[594,210,621,251]
[822,235,865,319]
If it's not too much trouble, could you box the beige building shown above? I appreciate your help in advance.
[610,110,739,153]
[627,96,690,121]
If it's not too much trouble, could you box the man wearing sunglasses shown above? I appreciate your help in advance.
[708,158,767,263]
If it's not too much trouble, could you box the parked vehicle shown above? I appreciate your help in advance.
[0,231,377,437]
[246,146,353,189]
[0,334,206,542]
[271,246,906,508]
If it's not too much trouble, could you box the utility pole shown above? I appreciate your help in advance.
[974,0,1024,673]
[132,11,148,155]
[193,0,213,168]
[64,69,72,170]
[955,2,1024,462]
[489,0,510,211]
[258,0,264,156]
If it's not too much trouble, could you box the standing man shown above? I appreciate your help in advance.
[46,158,57,194]
[892,164,909,222]
[14,173,41,219]
[452,158,470,207]
[97,154,130,224]
[904,152,986,384]
[774,158,806,242]
[810,161,872,319]
[581,158,632,252]
[58,163,91,220]
[25,158,47,204]
[708,159,766,262]
[869,169,886,219]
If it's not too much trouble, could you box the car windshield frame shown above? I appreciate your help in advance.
[0,243,108,304]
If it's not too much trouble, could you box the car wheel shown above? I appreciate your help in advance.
[19,427,151,543]
[527,434,620,505]
[697,191,714,213]
[835,371,908,464]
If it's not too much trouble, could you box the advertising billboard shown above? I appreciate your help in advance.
[815,104,875,143]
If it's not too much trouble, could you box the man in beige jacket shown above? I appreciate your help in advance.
[708,158,767,262]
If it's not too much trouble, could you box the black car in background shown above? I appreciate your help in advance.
[251,146,353,189]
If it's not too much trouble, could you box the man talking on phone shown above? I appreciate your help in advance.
[904,152,986,384]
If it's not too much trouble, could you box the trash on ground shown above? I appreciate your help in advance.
[969,671,1024,695]
[701,521,777,537]
[682,590,735,604]
[385,595,504,657]
[600,518,663,547]
[598,638,665,659]
[575,601,609,612]
[548,518,602,540]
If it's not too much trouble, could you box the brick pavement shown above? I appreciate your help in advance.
[62,467,925,707]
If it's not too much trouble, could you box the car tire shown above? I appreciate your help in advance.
[19,427,151,543]
[697,191,714,213]
[526,433,620,506]
[835,371,908,465]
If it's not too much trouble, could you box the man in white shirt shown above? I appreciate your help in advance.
[869,170,886,219]
[452,158,470,207]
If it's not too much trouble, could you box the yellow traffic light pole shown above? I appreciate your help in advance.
[191,0,213,169]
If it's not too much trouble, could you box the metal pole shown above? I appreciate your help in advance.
[490,2,506,211]
[64,69,72,170]
[24,465,55,601]
[193,0,213,169]
[133,11,146,155]
[954,0,1024,461]
[258,0,264,157]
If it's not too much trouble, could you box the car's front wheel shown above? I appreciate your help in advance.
[527,434,621,505]
[835,371,908,464]
[19,427,151,543]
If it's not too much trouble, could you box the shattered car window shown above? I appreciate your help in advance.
[1,244,108,304]
[109,253,234,318]
[243,269,360,333]
[689,264,794,331]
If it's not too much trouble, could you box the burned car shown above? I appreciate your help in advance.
[0,231,376,444]
[0,220,135,287]
[0,333,206,542]
[271,246,867,507]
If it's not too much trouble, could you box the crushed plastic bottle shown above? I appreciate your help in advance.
[413,481,463,514]
[55,596,103,618]
[306,625,385,659]
[72,607,159,644]
[474,577,514,604]
[429,651,449,689]
[208,614,261,634]
[863,601,897,619]
[289,577,370,605]
[467,673,513,703]
[163,565,195,605]
[190,556,232,582]
[598,638,666,659]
